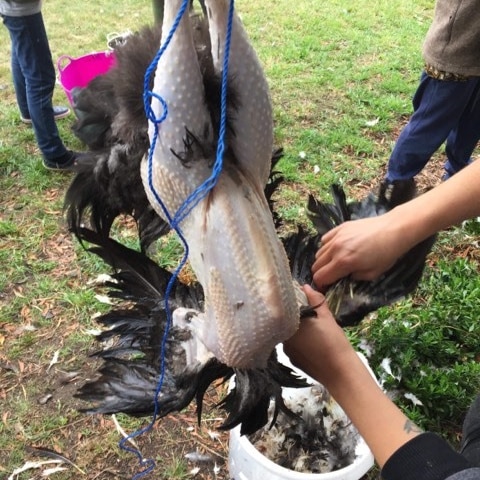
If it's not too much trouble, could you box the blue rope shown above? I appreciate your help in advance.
[119,0,235,477]
[172,1,234,225]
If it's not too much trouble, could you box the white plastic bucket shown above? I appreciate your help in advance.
[228,348,376,480]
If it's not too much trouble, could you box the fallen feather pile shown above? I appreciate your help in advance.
[248,383,360,474]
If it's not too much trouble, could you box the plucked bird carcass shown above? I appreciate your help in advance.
[141,0,299,370]
[66,0,435,441]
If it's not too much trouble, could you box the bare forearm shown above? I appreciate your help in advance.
[387,160,480,254]
[284,287,423,467]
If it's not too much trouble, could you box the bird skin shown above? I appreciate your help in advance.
[141,0,299,369]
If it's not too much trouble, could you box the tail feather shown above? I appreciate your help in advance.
[282,226,319,286]
[76,227,203,307]
[77,360,160,415]
[220,357,307,436]
[307,185,349,236]
[264,147,286,229]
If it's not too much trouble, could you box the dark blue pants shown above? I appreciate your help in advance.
[2,12,67,161]
[387,71,480,181]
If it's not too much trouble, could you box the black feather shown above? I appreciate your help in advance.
[219,355,306,436]
[282,225,319,286]
[306,179,436,326]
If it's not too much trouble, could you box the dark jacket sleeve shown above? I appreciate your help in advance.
[381,432,477,480]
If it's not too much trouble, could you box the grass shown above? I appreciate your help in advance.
[1,0,479,479]
[358,257,480,432]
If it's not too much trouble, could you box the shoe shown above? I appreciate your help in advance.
[442,170,454,182]
[43,150,86,172]
[460,394,480,466]
[21,106,70,124]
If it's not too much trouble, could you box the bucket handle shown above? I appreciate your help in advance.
[57,55,74,74]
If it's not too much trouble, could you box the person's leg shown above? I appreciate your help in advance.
[7,30,30,119]
[3,13,68,161]
[444,80,480,179]
[460,394,480,467]
[386,72,479,182]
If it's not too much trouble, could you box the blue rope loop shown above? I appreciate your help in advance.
[119,0,236,477]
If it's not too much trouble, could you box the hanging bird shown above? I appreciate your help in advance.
[73,178,434,435]
[67,0,435,436]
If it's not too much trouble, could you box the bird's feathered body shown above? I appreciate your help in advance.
[66,0,434,437]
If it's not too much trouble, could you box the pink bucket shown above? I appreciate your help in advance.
[57,51,117,105]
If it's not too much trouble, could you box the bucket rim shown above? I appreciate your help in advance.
[57,50,116,73]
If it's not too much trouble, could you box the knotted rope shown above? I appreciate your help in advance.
[119,1,235,477]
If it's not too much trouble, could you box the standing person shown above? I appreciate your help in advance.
[284,285,480,479]
[386,0,480,183]
[0,0,84,171]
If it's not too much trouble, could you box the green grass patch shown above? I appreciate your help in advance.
[357,257,480,436]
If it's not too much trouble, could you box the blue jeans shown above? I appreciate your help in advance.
[387,71,480,181]
[2,12,67,161]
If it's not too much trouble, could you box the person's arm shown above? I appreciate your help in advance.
[284,285,422,468]
[284,286,477,478]
[312,160,480,288]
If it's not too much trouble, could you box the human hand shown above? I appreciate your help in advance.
[312,215,405,289]
[284,285,357,389]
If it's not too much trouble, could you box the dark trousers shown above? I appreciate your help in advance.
[2,12,67,161]
[387,71,480,181]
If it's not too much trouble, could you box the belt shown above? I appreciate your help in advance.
[424,63,470,82]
